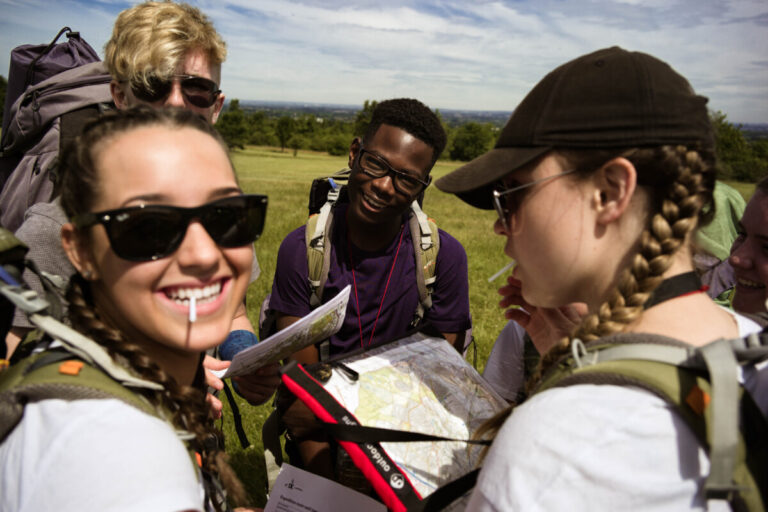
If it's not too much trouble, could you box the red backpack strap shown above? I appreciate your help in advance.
[281,362,422,512]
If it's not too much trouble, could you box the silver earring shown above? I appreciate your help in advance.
[82,270,93,280]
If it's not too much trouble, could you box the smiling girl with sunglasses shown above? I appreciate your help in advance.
[437,47,766,510]
[0,107,265,512]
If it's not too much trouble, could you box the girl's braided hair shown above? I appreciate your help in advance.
[59,106,247,509]
[477,142,717,443]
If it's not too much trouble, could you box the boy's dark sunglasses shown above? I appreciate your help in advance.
[130,74,221,108]
[357,147,431,195]
[73,195,268,262]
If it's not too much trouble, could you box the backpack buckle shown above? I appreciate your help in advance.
[571,338,597,368]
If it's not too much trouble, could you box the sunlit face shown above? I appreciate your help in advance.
[493,155,597,308]
[729,189,768,314]
[112,47,225,124]
[346,124,433,227]
[69,125,252,363]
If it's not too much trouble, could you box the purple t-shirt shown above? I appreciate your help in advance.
[269,204,471,356]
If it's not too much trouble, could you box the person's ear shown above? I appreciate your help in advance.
[61,223,98,281]
[211,92,225,124]
[110,80,129,110]
[348,138,361,169]
[593,157,637,225]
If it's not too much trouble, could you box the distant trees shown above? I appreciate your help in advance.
[711,111,768,182]
[288,134,305,157]
[275,115,295,152]
[354,100,378,136]
[215,99,249,149]
[213,101,767,184]
[449,122,496,161]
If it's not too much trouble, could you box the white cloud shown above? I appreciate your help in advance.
[1,0,766,122]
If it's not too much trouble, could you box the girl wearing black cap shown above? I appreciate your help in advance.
[436,47,766,509]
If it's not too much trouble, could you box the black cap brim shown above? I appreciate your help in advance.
[435,146,551,209]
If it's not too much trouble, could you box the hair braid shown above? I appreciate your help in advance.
[477,145,715,450]
[66,274,247,509]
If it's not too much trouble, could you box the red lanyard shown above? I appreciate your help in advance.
[349,225,406,348]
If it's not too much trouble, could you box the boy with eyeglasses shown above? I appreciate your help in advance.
[268,98,471,479]
[7,2,279,409]
[270,98,472,362]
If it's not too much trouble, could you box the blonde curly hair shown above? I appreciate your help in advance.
[104,1,227,89]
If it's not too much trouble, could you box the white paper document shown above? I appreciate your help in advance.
[221,285,350,378]
[265,463,385,512]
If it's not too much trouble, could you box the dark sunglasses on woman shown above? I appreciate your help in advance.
[73,195,268,262]
[129,74,221,109]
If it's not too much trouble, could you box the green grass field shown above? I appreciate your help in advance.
[222,146,510,506]
[222,147,759,506]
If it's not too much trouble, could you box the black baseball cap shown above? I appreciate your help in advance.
[435,46,713,209]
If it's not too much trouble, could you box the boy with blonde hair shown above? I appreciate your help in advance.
[105,1,227,124]
[8,3,277,410]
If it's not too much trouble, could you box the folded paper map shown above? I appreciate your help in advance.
[222,285,350,378]
[322,333,507,501]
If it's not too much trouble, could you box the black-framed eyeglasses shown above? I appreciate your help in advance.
[492,169,576,231]
[129,74,221,108]
[73,195,268,262]
[356,147,431,195]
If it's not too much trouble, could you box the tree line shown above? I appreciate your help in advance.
[0,76,765,182]
[215,99,500,162]
[216,98,768,182]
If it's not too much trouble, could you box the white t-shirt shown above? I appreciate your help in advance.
[468,315,765,511]
[0,398,206,512]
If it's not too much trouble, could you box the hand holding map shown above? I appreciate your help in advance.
[221,285,350,379]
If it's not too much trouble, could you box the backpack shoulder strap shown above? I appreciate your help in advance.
[536,332,768,510]
[306,204,335,308]
[306,171,348,308]
[0,339,161,444]
[408,200,440,327]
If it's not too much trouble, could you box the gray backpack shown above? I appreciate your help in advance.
[0,62,112,232]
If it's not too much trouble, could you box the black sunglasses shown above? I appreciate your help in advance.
[357,147,431,195]
[130,74,221,108]
[492,170,575,231]
[73,195,268,262]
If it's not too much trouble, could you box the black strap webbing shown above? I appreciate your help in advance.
[643,271,703,310]
[408,468,480,512]
[324,423,491,446]
[220,380,251,449]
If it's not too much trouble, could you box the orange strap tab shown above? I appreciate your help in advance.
[685,385,711,416]
[58,360,85,376]
[195,452,202,467]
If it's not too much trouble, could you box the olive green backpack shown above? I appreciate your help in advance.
[534,332,768,512]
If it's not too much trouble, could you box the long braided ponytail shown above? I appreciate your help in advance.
[477,144,717,446]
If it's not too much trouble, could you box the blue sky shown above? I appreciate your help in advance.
[2,0,767,123]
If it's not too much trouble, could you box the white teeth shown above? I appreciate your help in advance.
[738,277,764,289]
[165,281,222,306]
[364,194,386,209]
